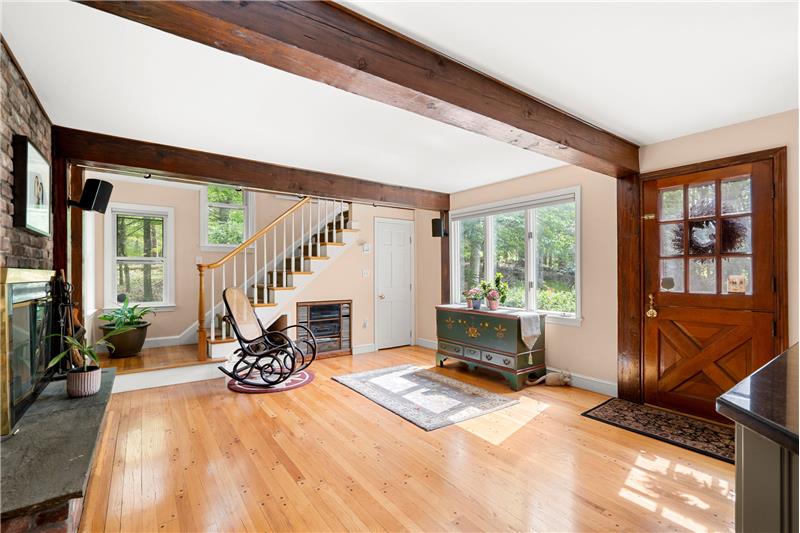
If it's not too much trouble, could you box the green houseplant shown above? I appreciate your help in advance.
[47,329,127,397]
[480,273,510,310]
[99,297,154,357]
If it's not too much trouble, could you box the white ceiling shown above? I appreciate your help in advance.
[344,1,798,145]
[1,1,564,194]
[2,2,797,195]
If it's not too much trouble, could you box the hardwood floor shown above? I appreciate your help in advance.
[81,346,734,532]
[98,344,225,374]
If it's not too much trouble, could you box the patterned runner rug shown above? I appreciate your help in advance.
[333,364,518,431]
[582,398,734,463]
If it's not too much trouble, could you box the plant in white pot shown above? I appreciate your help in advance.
[47,329,128,398]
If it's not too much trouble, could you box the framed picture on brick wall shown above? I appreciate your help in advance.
[12,134,50,237]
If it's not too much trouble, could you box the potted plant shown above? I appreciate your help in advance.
[463,287,478,309]
[47,329,127,397]
[485,289,501,310]
[98,296,154,358]
[466,287,483,310]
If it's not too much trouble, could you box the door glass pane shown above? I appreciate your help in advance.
[689,258,717,294]
[660,259,684,292]
[116,214,164,257]
[688,220,716,255]
[722,257,753,295]
[721,176,751,215]
[535,202,576,314]
[721,216,752,253]
[659,223,684,256]
[688,182,715,218]
[659,187,684,221]
[493,211,526,308]
[116,262,164,303]
[459,217,485,297]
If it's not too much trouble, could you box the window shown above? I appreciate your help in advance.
[104,204,174,308]
[201,185,253,249]
[450,187,580,325]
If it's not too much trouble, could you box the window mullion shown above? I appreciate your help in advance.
[529,208,538,311]
[485,216,495,283]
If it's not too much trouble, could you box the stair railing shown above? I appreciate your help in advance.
[195,195,350,360]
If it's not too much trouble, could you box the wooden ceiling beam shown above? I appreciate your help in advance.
[79,1,639,178]
[52,126,449,211]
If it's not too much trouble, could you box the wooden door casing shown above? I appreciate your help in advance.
[642,159,779,420]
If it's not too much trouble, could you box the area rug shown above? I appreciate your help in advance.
[227,369,315,394]
[582,398,734,463]
[332,364,518,431]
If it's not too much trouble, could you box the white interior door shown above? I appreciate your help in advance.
[375,219,413,350]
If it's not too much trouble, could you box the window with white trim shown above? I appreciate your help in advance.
[450,186,581,325]
[201,185,253,249]
[104,204,175,307]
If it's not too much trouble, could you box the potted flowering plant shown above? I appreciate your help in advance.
[485,288,501,310]
[466,287,483,310]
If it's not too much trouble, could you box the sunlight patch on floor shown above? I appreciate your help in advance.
[619,451,732,532]
[456,396,549,445]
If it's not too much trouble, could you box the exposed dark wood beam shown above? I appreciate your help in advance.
[51,126,449,211]
[79,1,639,178]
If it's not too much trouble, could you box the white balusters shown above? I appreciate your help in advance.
[283,219,287,289]
[221,264,226,338]
[308,200,313,263]
[211,267,215,341]
[233,255,237,288]
[243,247,247,297]
[252,239,257,303]
[273,230,277,302]
[262,234,267,306]
[317,198,321,254]
[291,211,295,280]
[300,204,305,272]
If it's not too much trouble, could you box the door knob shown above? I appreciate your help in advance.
[378,294,385,300]
[646,294,658,318]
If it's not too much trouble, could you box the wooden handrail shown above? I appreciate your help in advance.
[200,196,311,270]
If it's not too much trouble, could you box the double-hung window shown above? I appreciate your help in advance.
[104,203,175,308]
[201,184,253,249]
[450,186,581,325]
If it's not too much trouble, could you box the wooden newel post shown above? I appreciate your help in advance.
[197,265,208,361]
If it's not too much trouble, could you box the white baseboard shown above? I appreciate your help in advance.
[414,338,437,350]
[112,362,222,393]
[546,366,617,397]
[352,343,376,355]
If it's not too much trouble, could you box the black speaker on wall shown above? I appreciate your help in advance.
[69,178,113,213]
[431,218,448,238]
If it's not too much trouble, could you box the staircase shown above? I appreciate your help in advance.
[196,196,358,359]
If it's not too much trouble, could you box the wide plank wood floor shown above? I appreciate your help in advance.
[81,346,734,532]
[98,344,225,375]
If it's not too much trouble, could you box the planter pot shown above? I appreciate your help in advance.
[471,299,482,310]
[100,321,150,358]
[487,299,500,310]
[465,299,473,309]
[67,366,102,398]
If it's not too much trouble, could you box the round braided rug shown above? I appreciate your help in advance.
[227,369,315,394]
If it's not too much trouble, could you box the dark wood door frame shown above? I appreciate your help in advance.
[80,1,639,178]
[616,147,789,402]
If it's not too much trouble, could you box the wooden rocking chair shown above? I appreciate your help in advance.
[218,287,317,387]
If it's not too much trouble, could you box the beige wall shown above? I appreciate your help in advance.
[451,166,620,384]
[87,172,442,349]
[88,173,295,340]
[640,109,799,344]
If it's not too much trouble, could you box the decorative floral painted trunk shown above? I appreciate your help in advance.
[435,305,546,391]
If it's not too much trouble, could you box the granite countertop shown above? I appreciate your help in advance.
[716,344,798,454]
[1,368,116,519]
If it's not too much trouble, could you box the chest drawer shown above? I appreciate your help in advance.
[482,351,515,369]
[438,341,463,356]
[463,347,481,361]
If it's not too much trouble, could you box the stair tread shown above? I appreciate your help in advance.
[335,228,358,233]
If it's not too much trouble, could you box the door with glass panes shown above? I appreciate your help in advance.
[642,161,777,420]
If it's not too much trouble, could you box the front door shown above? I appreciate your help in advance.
[375,219,413,350]
[642,161,778,420]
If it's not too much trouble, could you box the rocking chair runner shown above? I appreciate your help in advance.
[219,287,317,387]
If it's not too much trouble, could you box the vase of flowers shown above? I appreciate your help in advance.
[464,287,482,309]
[485,289,501,310]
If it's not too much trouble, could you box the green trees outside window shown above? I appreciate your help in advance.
[206,185,246,246]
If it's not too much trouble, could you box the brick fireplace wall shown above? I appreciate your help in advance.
[0,39,53,269]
